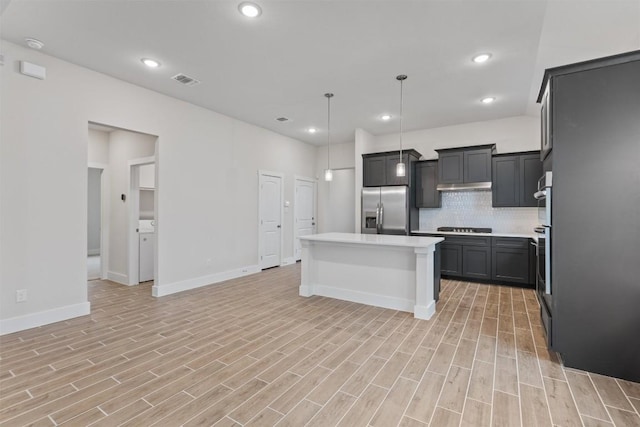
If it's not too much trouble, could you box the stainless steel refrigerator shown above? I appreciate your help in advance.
[361,186,416,235]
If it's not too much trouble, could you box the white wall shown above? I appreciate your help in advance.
[87,168,102,255]
[315,141,355,233]
[0,41,316,333]
[107,130,156,281]
[88,129,109,164]
[368,115,539,159]
[323,169,356,233]
[354,129,376,231]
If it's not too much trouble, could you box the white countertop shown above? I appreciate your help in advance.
[412,229,537,239]
[300,232,444,248]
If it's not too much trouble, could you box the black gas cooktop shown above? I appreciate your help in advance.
[437,227,493,233]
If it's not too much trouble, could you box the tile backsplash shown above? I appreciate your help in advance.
[419,191,538,233]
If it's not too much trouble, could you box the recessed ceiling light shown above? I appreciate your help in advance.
[380,114,392,121]
[238,2,262,18]
[472,53,492,63]
[308,127,318,134]
[481,97,496,104]
[141,58,161,68]
[25,38,44,50]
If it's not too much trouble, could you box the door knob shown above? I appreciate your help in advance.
[277,225,281,228]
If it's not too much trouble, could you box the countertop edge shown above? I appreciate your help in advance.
[411,230,537,239]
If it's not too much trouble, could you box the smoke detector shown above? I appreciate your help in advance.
[25,38,44,50]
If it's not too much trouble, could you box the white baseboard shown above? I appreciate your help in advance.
[281,257,295,266]
[87,248,100,256]
[414,301,436,320]
[152,264,260,297]
[309,285,414,313]
[107,271,128,285]
[0,302,91,335]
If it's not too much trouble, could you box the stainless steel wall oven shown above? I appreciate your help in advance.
[534,171,552,345]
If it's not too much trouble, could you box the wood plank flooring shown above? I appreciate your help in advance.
[1,263,639,426]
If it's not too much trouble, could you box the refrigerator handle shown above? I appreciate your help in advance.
[378,203,384,233]
[375,203,380,233]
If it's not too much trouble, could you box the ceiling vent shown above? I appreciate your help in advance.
[275,117,291,122]
[171,73,201,87]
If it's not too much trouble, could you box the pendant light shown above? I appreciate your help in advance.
[324,92,334,181]
[396,74,407,177]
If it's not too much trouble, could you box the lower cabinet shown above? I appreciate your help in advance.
[463,246,491,279]
[418,234,534,287]
[440,243,462,276]
[491,237,533,285]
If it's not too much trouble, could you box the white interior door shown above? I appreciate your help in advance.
[259,172,283,269]
[295,177,316,261]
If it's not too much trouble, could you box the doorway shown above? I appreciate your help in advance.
[294,176,317,261]
[87,164,109,280]
[128,158,156,285]
[259,171,284,270]
[87,122,157,290]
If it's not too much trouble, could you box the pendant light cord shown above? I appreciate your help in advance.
[397,75,407,163]
[325,93,334,171]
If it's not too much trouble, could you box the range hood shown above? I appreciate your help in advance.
[437,182,492,191]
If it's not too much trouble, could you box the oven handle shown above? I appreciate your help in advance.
[534,190,547,200]
[533,226,549,234]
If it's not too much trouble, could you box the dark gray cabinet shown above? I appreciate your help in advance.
[520,154,541,207]
[362,149,422,187]
[464,149,492,183]
[440,243,462,276]
[436,145,495,185]
[537,50,640,382]
[415,160,441,208]
[439,235,491,280]
[463,246,491,279]
[363,156,386,187]
[491,238,531,285]
[414,233,534,287]
[437,152,464,184]
[492,152,541,207]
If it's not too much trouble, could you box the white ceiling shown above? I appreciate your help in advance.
[2,0,639,145]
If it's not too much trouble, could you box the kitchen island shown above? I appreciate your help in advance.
[299,233,444,320]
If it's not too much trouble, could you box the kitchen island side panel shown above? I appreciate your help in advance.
[553,58,640,382]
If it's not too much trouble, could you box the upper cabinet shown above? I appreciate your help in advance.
[492,152,541,207]
[437,151,464,184]
[362,149,422,187]
[436,145,495,188]
[415,160,441,208]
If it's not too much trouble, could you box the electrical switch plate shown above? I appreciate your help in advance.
[16,289,27,302]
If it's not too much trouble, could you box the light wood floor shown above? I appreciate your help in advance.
[1,264,639,427]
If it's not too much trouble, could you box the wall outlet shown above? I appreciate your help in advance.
[206,258,212,266]
[16,289,27,303]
